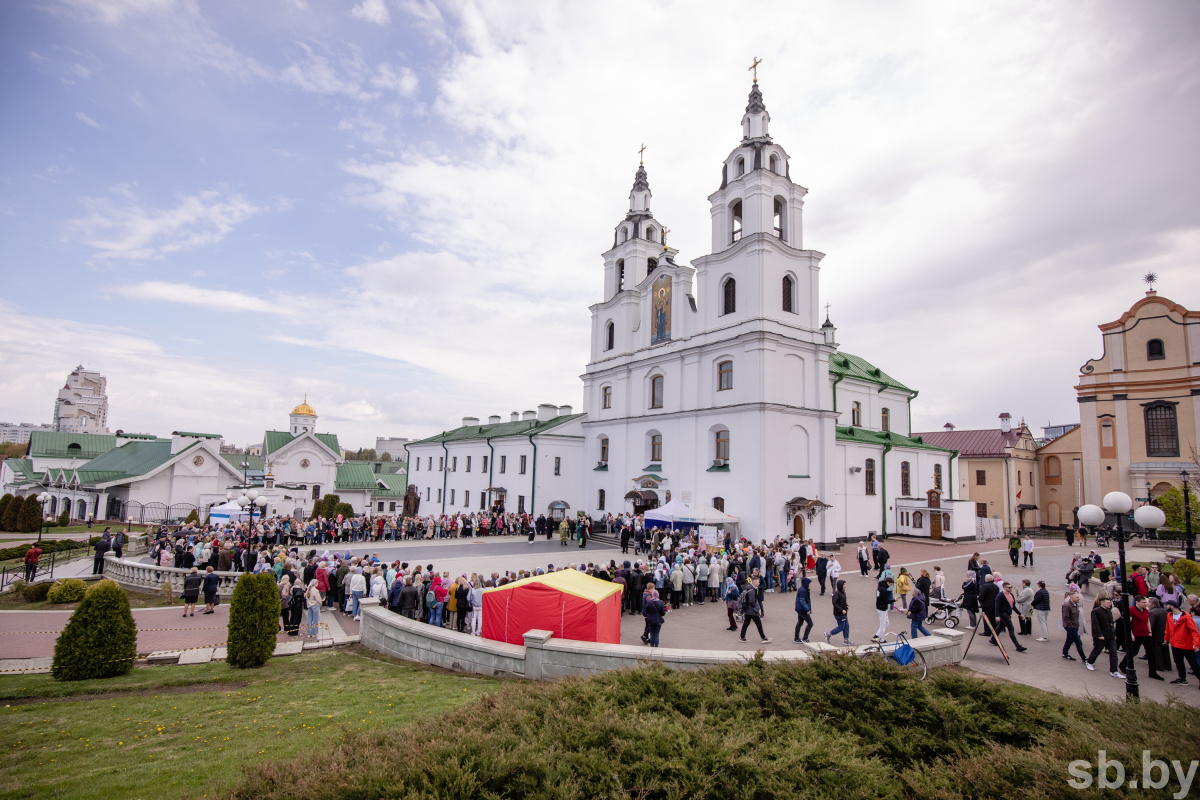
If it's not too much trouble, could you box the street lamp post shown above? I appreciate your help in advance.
[1182,470,1194,562]
[36,492,50,542]
[1080,493,1166,703]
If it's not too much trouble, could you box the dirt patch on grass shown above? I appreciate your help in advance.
[3,680,249,706]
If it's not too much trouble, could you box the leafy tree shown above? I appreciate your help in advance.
[381,452,392,462]
[0,442,28,458]
[226,572,280,669]
[0,494,11,530]
[1155,486,1200,534]
[51,579,137,680]
[19,494,43,533]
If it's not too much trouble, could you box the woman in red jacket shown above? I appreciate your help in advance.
[1163,599,1200,685]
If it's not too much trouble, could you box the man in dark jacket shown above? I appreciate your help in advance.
[874,546,890,578]
[92,533,111,574]
[1147,597,1169,679]
[979,574,1000,637]
[908,591,931,638]
[1085,596,1122,677]
[1061,591,1086,660]
[1031,581,1051,640]
[738,577,771,643]
[397,577,421,619]
[794,577,813,643]
[993,586,1027,652]
[642,590,666,647]
[815,554,829,596]
[825,580,851,646]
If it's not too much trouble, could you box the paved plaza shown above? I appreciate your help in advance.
[3,534,1197,706]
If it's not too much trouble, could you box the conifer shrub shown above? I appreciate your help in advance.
[334,502,355,519]
[22,581,52,602]
[227,572,279,669]
[0,494,12,529]
[18,494,42,533]
[2,494,24,532]
[184,508,200,525]
[57,508,70,527]
[51,579,137,681]
[47,578,87,603]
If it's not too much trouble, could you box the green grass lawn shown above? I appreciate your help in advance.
[0,586,177,611]
[0,647,500,800]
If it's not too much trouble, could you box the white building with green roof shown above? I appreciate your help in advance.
[408,80,970,544]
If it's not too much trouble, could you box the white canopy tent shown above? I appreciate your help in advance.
[644,497,692,528]
[677,503,739,525]
[206,500,249,525]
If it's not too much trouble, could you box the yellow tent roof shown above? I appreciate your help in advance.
[483,569,622,603]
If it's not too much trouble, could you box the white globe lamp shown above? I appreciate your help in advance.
[247,489,259,502]
[236,496,249,508]
[255,496,267,508]
[1133,505,1165,531]
[1077,504,1105,527]
[1103,492,1133,514]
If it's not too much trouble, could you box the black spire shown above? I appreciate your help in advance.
[632,164,650,192]
[746,82,766,114]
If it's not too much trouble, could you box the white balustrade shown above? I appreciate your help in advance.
[102,554,246,598]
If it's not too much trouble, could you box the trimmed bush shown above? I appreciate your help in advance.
[0,538,98,561]
[57,508,70,527]
[18,494,42,533]
[47,578,87,604]
[333,502,355,520]
[51,579,137,681]
[0,494,22,532]
[184,508,199,525]
[0,494,11,529]
[22,581,52,602]
[1173,558,1200,584]
[319,493,341,519]
[227,572,280,669]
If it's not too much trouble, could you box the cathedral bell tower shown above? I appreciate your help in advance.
[601,160,673,300]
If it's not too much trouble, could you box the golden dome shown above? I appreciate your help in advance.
[290,400,317,417]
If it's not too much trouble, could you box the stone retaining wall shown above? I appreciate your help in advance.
[103,554,245,598]
[360,606,965,680]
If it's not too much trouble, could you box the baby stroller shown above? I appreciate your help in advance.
[1093,529,1110,547]
[928,592,963,628]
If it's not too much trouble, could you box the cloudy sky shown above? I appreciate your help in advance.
[1,1,1197,449]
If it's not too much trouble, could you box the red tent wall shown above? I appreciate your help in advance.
[481,581,621,645]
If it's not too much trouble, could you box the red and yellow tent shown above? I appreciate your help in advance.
[481,570,623,645]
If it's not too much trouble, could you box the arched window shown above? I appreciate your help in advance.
[1145,402,1179,457]
[646,226,656,242]
[773,197,785,239]
[1045,456,1060,477]
[943,513,950,531]
[730,201,742,243]
[934,463,943,491]
[864,458,876,495]
[852,401,862,427]
[616,259,625,291]
[605,321,614,351]
[913,511,923,529]
[769,154,779,173]
[782,275,794,313]
[601,385,612,409]
[599,437,609,463]
[647,257,658,275]
[1147,339,1165,360]
[713,497,725,512]
[597,489,605,511]
[650,433,663,462]
[735,157,745,177]
[881,408,890,432]
[901,461,911,496]
[717,360,733,391]
[621,227,628,243]
[650,375,664,409]
[715,429,730,461]
[722,278,736,315]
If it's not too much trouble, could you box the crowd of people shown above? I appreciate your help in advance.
[108,512,1200,688]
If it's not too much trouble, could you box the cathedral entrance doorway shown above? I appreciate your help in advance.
[624,490,659,517]
[793,515,804,538]
[930,512,942,540]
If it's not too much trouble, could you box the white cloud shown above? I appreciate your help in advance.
[75,111,101,128]
[372,63,417,96]
[54,0,176,25]
[351,0,390,26]
[68,189,260,259]
[115,281,285,313]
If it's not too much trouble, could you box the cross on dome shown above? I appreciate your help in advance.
[748,56,761,83]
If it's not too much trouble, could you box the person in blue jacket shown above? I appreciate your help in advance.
[794,576,814,643]
[642,590,666,647]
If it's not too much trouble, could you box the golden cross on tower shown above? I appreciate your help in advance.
[638,143,646,165]
[824,302,831,318]
[749,56,762,83]
[661,226,670,249]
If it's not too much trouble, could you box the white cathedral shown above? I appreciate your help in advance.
[408,80,970,545]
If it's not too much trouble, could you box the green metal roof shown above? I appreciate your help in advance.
[262,430,340,456]
[76,439,189,483]
[221,453,265,471]
[335,461,378,491]
[372,471,410,496]
[28,431,118,460]
[118,432,159,440]
[77,469,131,485]
[412,413,585,445]
[835,426,953,452]
[172,431,221,439]
[3,459,41,483]
[828,352,913,393]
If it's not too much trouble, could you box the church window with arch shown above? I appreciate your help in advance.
[735,156,745,177]
[718,360,733,391]
[650,433,663,462]
[934,463,943,491]
[605,321,614,351]
[769,154,779,173]
[773,197,785,239]
[1145,402,1179,457]
[851,401,862,427]
[616,259,625,291]
[601,386,612,409]
[900,460,911,496]
[864,458,876,495]
[782,275,794,313]
[715,429,730,461]
[650,375,664,409]
[881,407,890,432]
[730,201,743,243]
[599,437,609,463]
[1147,338,1165,360]
[646,226,656,242]
[722,278,736,315]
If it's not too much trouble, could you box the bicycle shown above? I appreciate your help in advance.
[859,632,927,680]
